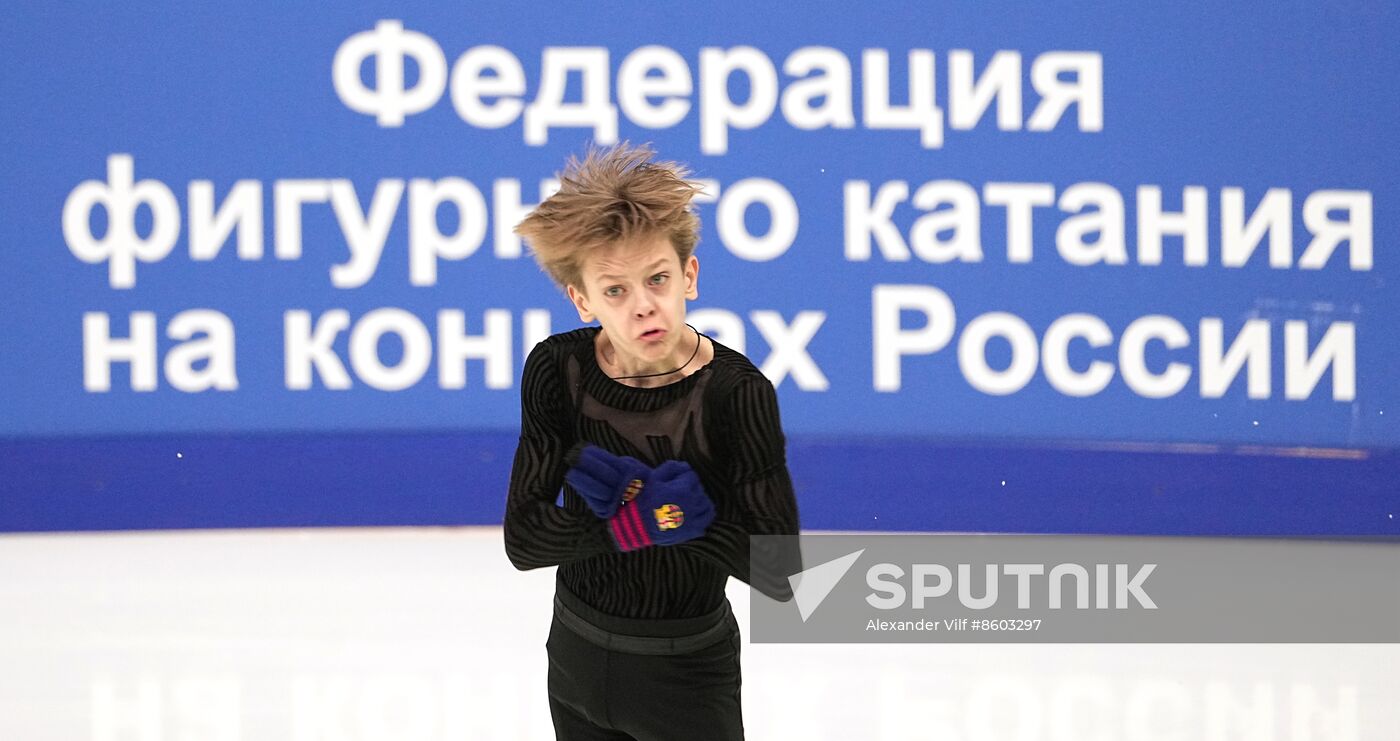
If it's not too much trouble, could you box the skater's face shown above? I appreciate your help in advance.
[567,235,699,372]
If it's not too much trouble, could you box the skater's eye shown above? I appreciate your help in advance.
[649,273,668,286]
[604,285,624,297]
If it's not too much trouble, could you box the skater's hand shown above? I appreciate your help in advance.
[607,460,716,551]
[564,444,652,519]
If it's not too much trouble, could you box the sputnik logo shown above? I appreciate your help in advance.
[788,549,865,622]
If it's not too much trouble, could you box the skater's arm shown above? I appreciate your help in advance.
[503,344,615,570]
[677,375,802,600]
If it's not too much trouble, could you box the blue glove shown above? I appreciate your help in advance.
[564,444,651,519]
[607,460,716,551]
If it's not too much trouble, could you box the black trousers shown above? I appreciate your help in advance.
[546,586,744,740]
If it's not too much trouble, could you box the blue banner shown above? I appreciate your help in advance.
[3,3,1397,534]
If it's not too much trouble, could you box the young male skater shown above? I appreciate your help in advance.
[504,142,801,740]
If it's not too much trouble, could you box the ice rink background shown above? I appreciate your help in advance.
[3,3,1399,738]
[2,527,1395,740]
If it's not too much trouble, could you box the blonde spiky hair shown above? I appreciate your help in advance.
[514,142,703,290]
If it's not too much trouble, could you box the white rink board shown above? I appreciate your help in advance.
[1,527,1394,740]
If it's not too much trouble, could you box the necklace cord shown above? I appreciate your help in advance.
[607,324,703,381]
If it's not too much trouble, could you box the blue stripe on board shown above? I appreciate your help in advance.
[2,433,1397,536]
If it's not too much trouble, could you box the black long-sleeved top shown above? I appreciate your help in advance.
[503,326,802,620]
